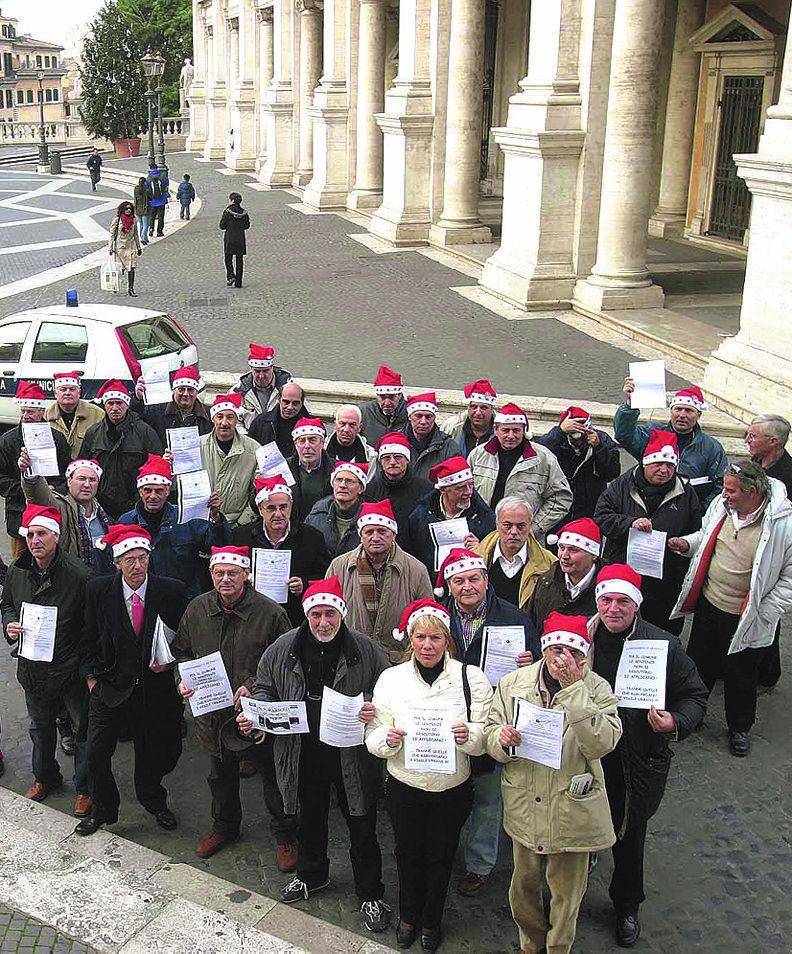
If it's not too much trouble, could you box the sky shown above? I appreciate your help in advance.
[2,0,104,56]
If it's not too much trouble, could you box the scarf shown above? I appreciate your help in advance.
[356,546,391,617]
[634,467,675,516]
[120,211,135,232]
[77,502,111,569]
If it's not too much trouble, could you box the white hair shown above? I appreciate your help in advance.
[335,404,362,424]
[495,496,534,520]
[751,413,790,446]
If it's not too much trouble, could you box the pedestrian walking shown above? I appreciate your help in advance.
[133,177,151,246]
[177,173,196,219]
[108,201,142,297]
[146,165,169,237]
[220,192,250,288]
[86,148,102,191]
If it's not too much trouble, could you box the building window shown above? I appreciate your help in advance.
[36,55,42,67]
[26,90,33,103]
[52,56,57,68]
[4,90,11,108]
[16,90,22,104]
[53,88,59,102]
[44,56,50,68]
[45,88,52,102]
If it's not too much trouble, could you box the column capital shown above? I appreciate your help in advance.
[256,6,274,22]
[296,0,323,13]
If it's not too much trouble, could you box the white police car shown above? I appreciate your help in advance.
[0,292,198,426]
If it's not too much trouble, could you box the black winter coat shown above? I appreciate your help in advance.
[80,411,163,519]
[0,424,71,535]
[287,453,335,522]
[363,467,432,543]
[404,488,496,575]
[249,405,308,459]
[527,560,600,632]
[131,397,213,444]
[444,585,541,666]
[766,449,792,498]
[1,548,91,699]
[219,205,250,255]
[358,397,409,448]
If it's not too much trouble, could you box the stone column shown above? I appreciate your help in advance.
[260,0,296,185]
[703,28,792,420]
[295,0,324,186]
[204,4,228,160]
[479,0,585,307]
[429,0,490,245]
[256,7,275,173]
[228,1,258,170]
[186,1,208,153]
[649,0,706,237]
[348,0,387,210]
[573,0,667,311]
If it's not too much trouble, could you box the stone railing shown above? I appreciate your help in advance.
[0,119,95,144]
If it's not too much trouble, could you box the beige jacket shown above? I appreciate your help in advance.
[485,661,621,853]
[327,543,433,662]
[477,530,556,609]
[199,431,260,528]
[366,655,493,791]
[45,399,104,459]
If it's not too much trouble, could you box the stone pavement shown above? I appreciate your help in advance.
[0,905,94,953]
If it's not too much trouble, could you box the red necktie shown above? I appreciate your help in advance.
[131,592,144,636]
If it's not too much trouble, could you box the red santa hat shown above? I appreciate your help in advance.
[332,460,369,487]
[642,429,679,467]
[292,417,326,440]
[357,499,398,534]
[595,564,643,607]
[66,458,103,480]
[254,474,292,505]
[464,379,497,406]
[541,612,592,656]
[97,379,131,405]
[210,392,243,418]
[19,504,61,537]
[209,545,251,569]
[546,517,601,556]
[429,456,473,490]
[248,343,276,369]
[136,454,173,488]
[377,431,411,460]
[392,598,451,642]
[53,371,81,389]
[373,365,403,395]
[433,547,487,597]
[559,405,592,428]
[172,365,201,391]
[670,386,706,412]
[406,392,438,416]
[97,524,152,557]
[302,576,347,617]
[15,381,49,409]
[494,403,527,426]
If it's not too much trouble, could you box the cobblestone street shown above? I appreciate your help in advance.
[0,905,93,953]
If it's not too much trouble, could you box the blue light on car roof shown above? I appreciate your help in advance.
[65,290,78,307]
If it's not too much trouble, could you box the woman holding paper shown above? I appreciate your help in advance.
[484,612,621,954]
[366,599,493,951]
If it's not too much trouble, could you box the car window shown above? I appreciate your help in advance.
[31,322,88,363]
[119,315,189,359]
[0,321,31,362]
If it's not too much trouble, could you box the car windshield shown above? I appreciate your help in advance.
[118,315,188,359]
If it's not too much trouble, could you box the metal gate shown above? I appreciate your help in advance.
[707,75,763,242]
[480,0,499,181]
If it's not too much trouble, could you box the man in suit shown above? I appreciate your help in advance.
[75,524,188,836]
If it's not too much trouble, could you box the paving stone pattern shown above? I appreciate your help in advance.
[0,905,94,953]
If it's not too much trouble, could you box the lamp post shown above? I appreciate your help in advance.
[36,70,49,169]
[141,50,166,171]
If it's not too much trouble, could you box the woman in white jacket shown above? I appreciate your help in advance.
[366,599,493,951]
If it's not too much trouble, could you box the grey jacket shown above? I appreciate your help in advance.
[304,495,362,557]
[252,623,390,815]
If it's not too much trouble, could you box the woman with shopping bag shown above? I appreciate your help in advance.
[108,200,142,297]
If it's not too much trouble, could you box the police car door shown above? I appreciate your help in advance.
[18,318,91,400]
[0,318,34,425]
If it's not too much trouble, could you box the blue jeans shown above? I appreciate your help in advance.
[24,680,90,794]
[180,202,191,220]
[139,213,149,241]
[463,764,503,876]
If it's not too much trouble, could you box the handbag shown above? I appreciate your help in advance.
[100,256,121,293]
[461,664,497,776]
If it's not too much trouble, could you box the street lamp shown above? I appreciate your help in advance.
[141,50,166,172]
[36,69,49,168]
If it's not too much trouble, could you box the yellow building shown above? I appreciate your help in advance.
[0,7,67,125]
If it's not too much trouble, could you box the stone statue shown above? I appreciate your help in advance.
[179,58,194,113]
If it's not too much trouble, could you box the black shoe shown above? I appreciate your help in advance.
[156,232,164,237]
[128,289,138,297]
[154,808,177,830]
[396,921,416,948]
[616,914,640,947]
[0,755,5,778]
[74,815,108,836]
[421,927,442,951]
[59,734,75,756]
[729,731,750,757]
[226,279,235,286]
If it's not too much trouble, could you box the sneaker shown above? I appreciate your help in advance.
[281,875,329,904]
[277,842,298,873]
[729,730,751,757]
[361,899,392,933]
[456,871,487,896]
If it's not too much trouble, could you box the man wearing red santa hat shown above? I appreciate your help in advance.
[359,365,409,447]
[233,342,293,429]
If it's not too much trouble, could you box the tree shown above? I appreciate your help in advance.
[79,0,149,141]
[117,0,193,114]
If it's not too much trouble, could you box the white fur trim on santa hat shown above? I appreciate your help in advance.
[435,467,473,489]
[332,462,368,486]
[19,516,60,536]
[66,460,103,480]
[358,512,398,534]
[494,410,527,425]
[102,536,151,557]
[248,356,275,369]
[374,384,403,395]
[407,400,438,416]
[14,396,48,409]
[642,445,678,467]
[466,392,496,406]
[292,423,326,440]
[443,554,486,581]
[255,483,292,505]
[302,592,348,617]
[172,375,200,391]
[210,400,239,419]
[541,630,590,656]
[378,442,410,459]
[392,605,451,642]
[553,530,600,557]
[100,390,131,406]
[595,579,643,607]
[54,376,80,388]
[209,551,251,569]
[137,473,172,488]
[670,393,706,411]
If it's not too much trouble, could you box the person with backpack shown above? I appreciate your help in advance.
[146,165,169,238]
[86,149,102,191]
[177,173,196,220]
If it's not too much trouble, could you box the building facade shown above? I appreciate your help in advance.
[0,9,67,126]
[187,0,792,419]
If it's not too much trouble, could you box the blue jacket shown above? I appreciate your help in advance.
[404,488,496,575]
[177,181,196,204]
[613,403,727,506]
[444,585,540,667]
[117,501,230,597]
[146,169,169,207]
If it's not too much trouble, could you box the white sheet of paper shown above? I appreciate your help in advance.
[178,651,234,717]
[319,686,365,748]
[22,423,59,478]
[167,426,203,475]
[628,360,667,410]
[140,358,172,406]
[430,518,469,571]
[18,602,58,662]
[614,639,668,710]
[256,442,296,487]
[511,697,565,770]
[627,528,667,580]
[252,548,291,604]
[403,703,457,774]
[241,697,309,734]
[177,469,212,523]
[149,616,176,667]
[480,625,525,686]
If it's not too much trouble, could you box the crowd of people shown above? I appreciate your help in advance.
[1,346,791,953]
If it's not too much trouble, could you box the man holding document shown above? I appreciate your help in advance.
[132,365,213,443]
[237,577,391,935]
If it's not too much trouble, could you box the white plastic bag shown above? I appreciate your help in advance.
[100,257,121,293]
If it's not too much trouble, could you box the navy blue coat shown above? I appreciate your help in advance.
[444,585,540,667]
